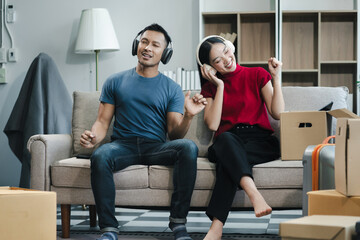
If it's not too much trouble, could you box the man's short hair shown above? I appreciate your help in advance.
[138,23,172,45]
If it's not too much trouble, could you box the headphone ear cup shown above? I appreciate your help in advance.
[132,39,139,56]
[161,48,173,64]
[225,40,235,53]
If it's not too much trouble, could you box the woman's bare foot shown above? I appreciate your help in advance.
[251,192,272,217]
[203,229,222,240]
[204,218,223,240]
[240,176,272,217]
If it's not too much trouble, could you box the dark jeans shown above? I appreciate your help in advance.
[90,137,198,233]
[206,125,280,224]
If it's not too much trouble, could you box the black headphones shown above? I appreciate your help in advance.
[131,31,173,64]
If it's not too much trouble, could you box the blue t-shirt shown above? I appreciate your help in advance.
[100,68,184,142]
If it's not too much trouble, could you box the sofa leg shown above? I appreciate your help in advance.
[61,204,71,238]
[89,205,97,227]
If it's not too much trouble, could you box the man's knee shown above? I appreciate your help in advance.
[179,139,198,159]
[90,146,112,171]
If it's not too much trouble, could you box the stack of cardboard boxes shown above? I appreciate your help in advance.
[279,109,360,240]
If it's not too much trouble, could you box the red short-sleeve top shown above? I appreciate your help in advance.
[200,64,273,138]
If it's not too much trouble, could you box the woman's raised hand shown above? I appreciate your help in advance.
[201,64,224,87]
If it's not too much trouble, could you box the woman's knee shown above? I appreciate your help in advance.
[216,132,235,144]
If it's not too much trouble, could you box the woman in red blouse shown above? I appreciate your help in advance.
[195,35,284,240]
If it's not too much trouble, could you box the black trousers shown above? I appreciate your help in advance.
[206,124,280,224]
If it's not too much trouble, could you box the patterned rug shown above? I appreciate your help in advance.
[57,205,302,236]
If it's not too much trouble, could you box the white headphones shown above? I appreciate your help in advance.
[196,35,236,67]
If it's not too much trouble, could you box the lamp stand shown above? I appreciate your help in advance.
[95,49,100,91]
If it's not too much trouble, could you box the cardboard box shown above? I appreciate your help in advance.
[279,215,360,240]
[280,109,357,160]
[0,187,57,240]
[335,117,360,196]
[308,190,360,216]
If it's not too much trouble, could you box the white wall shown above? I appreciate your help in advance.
[200,0,276,12]
[0,0,199,186]
[280,0,356,11]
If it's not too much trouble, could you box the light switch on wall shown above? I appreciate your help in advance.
[6,5,15,23]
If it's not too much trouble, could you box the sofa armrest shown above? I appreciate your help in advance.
[27,134,72,191]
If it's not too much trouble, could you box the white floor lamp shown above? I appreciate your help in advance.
[75,8,119,91]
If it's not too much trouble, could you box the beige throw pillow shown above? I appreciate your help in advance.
[72,91,113,157]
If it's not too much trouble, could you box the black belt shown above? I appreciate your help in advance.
[234,124,255,129]
[230,124,272,138]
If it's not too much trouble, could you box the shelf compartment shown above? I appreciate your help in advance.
[320,63,356,94]
[320,12,357,62]
[321,60,357,64]
[282,72,318,87]
[282,13,319,70]
[203,13,238,37]
[240,61,269,65]
[282,69,318,73]
[241,63,270,72]
[240,13,275,63]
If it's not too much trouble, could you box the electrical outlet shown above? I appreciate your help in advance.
[8,48,17,62]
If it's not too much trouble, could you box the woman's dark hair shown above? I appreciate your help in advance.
[197,37,225,86]
[139,23,172,46]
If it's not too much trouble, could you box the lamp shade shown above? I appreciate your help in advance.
[75,8,119,53]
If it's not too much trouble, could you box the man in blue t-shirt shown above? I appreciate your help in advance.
[80,24,207,240]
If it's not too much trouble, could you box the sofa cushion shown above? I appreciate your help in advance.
[253,159,303,188]
[149,158,303,190]
[51,158,148,189]
[184,111,213,157]
[282,86,348,111]
[149,157,216,190]
[71,91,114,157]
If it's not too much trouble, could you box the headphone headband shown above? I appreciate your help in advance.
[135,28,172,45]
[196,35,235,67]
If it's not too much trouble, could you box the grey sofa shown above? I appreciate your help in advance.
[28,86,349,238]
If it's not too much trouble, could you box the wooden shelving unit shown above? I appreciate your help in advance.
[202,12,276,68]
[280,10,357,110]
